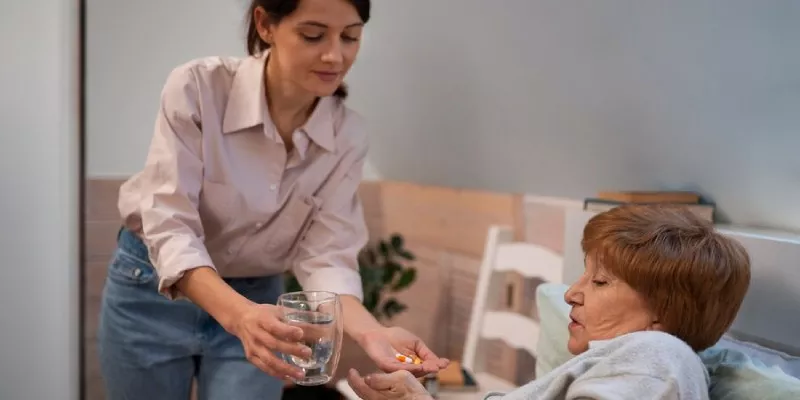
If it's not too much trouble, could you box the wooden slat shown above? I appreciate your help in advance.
[495,243,563,283]
[480,311,540,358]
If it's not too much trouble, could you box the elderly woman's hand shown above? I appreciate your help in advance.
[347,369,433,400]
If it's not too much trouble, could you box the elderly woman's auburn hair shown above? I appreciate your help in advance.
[582,204,751,352]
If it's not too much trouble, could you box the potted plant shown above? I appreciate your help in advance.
[281,233,417,399]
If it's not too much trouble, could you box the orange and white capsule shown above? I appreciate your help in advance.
[395,353,422,365]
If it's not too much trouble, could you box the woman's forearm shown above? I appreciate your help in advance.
[175,266,254,333]
[340,294,383,344]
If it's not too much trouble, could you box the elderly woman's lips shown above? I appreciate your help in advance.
[569,316,582,330]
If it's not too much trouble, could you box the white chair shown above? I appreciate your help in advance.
[449,225,564,398]
[335,225,564,400]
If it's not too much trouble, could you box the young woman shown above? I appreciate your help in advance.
[97,0,448,399]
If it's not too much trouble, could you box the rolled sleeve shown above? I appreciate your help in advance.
[138,66,215,299]
[291,138,369,301]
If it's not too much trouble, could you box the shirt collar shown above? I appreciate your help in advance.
[301,96,336,152]
[221,52,267,135]
[222,51,337,153]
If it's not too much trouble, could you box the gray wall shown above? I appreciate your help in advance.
[0,1,80,399]
[88,0,800,231]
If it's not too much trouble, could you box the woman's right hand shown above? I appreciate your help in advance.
[230,303,312,380]
[347,369,433,400]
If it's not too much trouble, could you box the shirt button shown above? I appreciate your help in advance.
[269,184,277,191]
[133,268,142,277]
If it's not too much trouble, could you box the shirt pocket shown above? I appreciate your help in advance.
[266,194,321,259]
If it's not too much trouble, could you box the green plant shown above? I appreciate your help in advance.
[284,233,417,321]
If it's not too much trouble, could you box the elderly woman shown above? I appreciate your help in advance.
[346,205,752,400]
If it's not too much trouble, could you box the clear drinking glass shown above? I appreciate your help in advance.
[278,291,343,386]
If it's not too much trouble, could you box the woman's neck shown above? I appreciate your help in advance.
[264,55,317,150]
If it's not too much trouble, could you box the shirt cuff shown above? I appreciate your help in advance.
[300,266,364,301]
[147,238,216,300]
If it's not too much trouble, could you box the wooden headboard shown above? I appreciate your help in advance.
[562,208,800,356]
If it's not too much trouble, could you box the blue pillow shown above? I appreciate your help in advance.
[699,343,800,399]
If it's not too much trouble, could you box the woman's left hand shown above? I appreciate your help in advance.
[347,369,432,400]
[358,326,449,376]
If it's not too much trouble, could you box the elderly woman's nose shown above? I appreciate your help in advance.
[564,284,582,306]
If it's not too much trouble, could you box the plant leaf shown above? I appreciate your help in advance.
[390,234,404,251]
[382,261,402,285]
[378,240,390,258]
[382,298,407,319]
[363,291,379,314]
[396,249,416,261]
[360,266,382,289]
[392,268,417,291]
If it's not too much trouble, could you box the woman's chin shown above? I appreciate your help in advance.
[567,336,587,355]
[306,81,342,98]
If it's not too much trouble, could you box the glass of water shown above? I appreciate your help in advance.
[278,291,343,386]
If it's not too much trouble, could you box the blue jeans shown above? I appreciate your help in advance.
[97,228,285,399]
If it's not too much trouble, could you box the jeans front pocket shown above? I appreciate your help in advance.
[107,249,157,286]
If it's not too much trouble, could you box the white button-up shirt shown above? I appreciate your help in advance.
[117,52,368,300]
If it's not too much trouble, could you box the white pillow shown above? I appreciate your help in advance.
[534,283,573,376]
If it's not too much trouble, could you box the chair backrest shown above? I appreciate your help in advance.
[461,225,565,373]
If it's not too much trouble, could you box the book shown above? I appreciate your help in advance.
[596,191,701,204]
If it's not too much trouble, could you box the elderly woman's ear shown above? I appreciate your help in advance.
[649,318,664,332]
[346,368,433,400]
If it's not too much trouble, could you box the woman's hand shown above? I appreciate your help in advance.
[359,326,450,377]
[229,303,312,380]
[347,369,433,400]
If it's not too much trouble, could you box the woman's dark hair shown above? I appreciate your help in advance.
[246,0,371,99]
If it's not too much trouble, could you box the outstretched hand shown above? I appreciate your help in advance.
[347,368,432,400]
[359,326,450,377]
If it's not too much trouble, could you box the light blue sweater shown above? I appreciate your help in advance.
[484,331,709,399]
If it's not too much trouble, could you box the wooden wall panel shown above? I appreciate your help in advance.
[380,181,524,257]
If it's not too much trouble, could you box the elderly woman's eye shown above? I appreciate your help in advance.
[592,280,608,286]
[300,33,323,42]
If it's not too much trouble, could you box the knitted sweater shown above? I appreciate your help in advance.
[484,331,709,400]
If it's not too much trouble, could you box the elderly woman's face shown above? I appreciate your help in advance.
[564,256,661,354]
